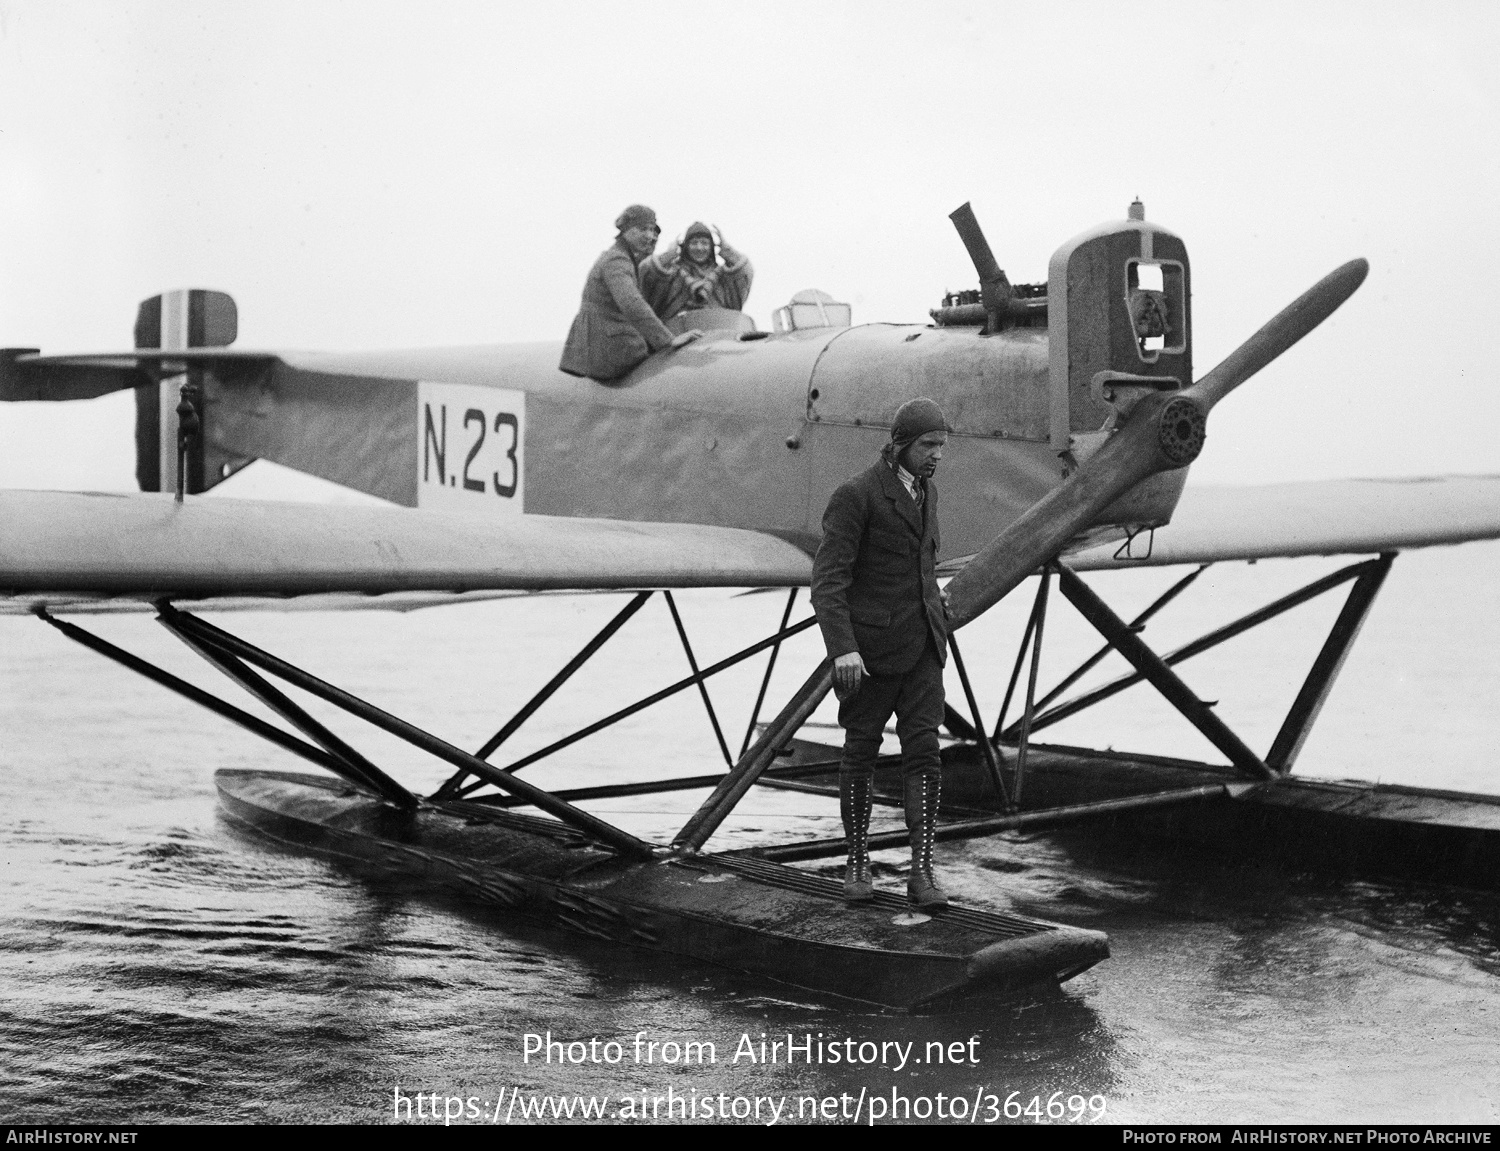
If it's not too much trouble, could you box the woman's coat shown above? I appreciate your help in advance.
[559,239,675,382]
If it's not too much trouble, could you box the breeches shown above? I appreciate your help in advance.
[838,638,944,785]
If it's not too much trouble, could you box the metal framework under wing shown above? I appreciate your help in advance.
[31,547,1400,864]
[30,537,1500,1001]
[31,593,1110,1007]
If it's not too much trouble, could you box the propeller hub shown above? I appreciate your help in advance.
[1156,395,1206,467]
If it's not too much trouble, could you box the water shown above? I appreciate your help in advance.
[3,542,1500,1124]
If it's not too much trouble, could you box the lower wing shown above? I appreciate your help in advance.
[0,490,812,615]
[920,475,1500,578]
[7,475,1497,615]
[1064,476,1500,570]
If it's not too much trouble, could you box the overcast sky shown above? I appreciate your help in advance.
[1,0,1496,490]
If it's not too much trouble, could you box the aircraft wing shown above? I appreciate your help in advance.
[6,476,1497,616]
[0,490,812,615]
[1064,475,1500,571]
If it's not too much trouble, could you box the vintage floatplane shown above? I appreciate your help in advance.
[5,202,1500,1010]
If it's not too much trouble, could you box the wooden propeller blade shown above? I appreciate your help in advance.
[944,258,1369,630]
[1185,258,1368,409]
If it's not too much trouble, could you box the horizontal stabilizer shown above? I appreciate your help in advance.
[1,349,277,402]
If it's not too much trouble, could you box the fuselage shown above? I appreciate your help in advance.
[188,213,1196,562]
[203,215,1195,562]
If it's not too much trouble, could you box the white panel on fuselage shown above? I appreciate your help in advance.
[416,381,525,514]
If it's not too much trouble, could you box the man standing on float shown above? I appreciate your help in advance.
[811,398,952,908]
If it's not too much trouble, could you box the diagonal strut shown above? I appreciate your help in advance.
[159,605,657,859]
[1054,566,1276,780]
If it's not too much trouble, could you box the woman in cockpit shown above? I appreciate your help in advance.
[559,205,700,382]
[639,221,754,322]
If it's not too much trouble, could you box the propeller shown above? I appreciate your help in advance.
[944,257,1369,630]
[672,247,1367,854]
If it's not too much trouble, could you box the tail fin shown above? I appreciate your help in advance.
[132,289,249,493]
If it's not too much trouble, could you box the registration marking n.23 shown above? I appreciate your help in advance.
[417,381,525,514]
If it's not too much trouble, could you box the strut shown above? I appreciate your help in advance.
[665,590,733,767]
[452,612,819,798]
[1266,553,1393,772]
[740,589,799,756]
[1002,566,1052,805]
[163,614,421,810]
[1054,566,1275,780]
[750,783,1245,862]
[155,604,657,859]
[948,630,1011,808]
[32,607,385,795]
[434,590,651,799]
[463,757,882,808]
[672,660,834,854]
[1003,564,1207,736]
[476,590,651,760]
[968,556,1396,789]
[1004,558,1381,741]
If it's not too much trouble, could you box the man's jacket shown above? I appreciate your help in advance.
[810,460,948,677]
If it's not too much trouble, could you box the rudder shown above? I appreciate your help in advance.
[132,289,247,493]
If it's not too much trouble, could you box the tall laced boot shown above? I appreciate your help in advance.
[904,772,948,908]
[840,772,874,903]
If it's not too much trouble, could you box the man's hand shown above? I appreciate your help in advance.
[940,586,951,618]
[833,652,867,700]
[670,329,703,349]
